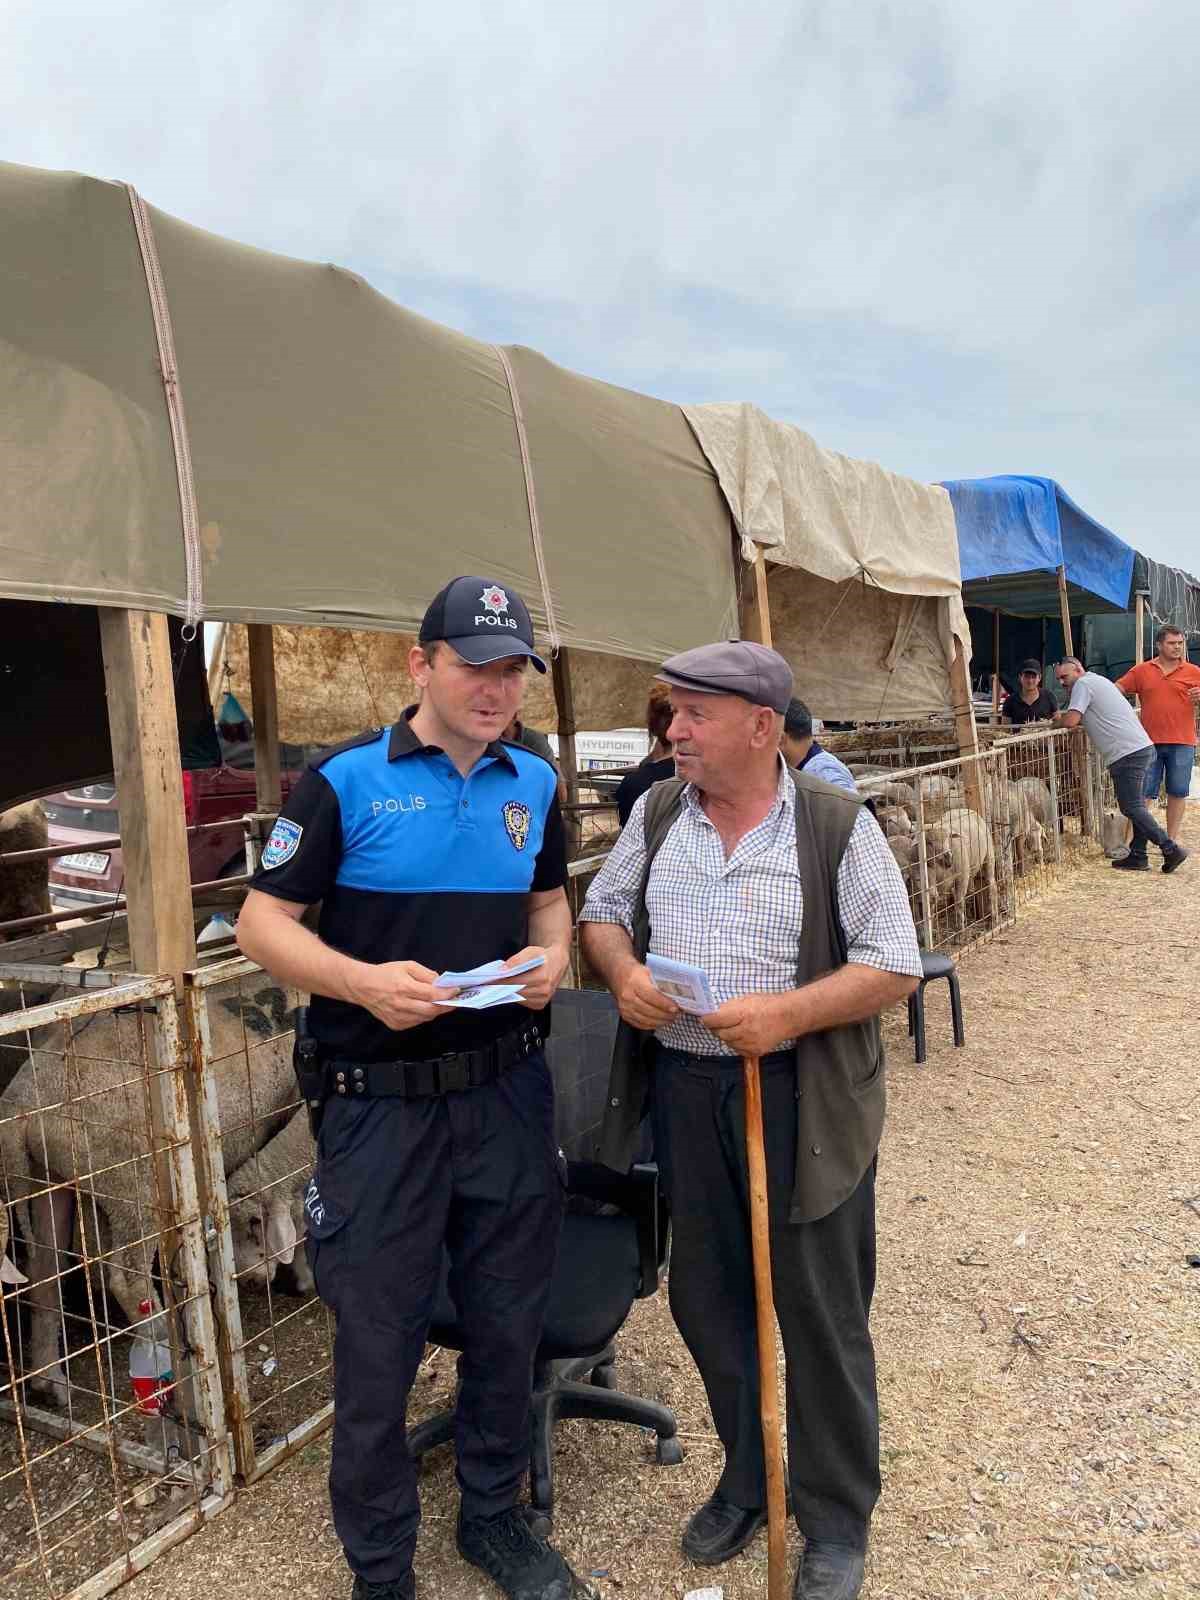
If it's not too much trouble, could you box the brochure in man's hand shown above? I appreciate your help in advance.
[645,955,717,1015]
[436,955,544,989]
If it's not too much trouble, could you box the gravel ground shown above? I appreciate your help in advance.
[18,813,1200,1600]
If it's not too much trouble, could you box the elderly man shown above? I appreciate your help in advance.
[1055,656,1189,873]
[579,641,922,1600]
[779,697,858,793]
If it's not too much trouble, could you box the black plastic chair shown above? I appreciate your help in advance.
[407,1161,682,1527]
[907,951,965,1065]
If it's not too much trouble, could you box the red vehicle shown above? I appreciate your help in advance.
[44,746,309,910]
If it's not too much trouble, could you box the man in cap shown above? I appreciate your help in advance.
[1001,661,1058,725]
[237,577,592,1600]
[579,641,922,1599]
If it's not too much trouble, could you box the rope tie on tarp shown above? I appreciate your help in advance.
[494,346,561,654]
[125,183,203,635]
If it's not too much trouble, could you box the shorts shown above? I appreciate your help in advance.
[1144,743,1195,800]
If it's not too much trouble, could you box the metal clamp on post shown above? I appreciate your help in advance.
[291,1005,326,1137]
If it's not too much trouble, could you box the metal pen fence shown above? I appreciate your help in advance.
[858,726,1115,952]
[0,970,232,1600]
[181,957,333,1486]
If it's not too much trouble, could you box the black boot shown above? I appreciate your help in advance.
[351,1577,416,1600]
[457,1506,596,1600]
[1111,854,1149,871]
[681,1495,767,1564]
[792,1539,866,1599]
[1162,842,1190,874]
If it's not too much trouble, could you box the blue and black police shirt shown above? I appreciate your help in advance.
[249,709,568,1061]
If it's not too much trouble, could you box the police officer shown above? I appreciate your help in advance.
[237,577,593,1600]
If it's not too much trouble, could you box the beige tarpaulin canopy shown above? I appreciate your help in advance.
[2,160,973,741]
[683,404,971,723]
[0,161,737,661]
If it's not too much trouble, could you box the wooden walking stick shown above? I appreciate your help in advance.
[743,1053,788,1600]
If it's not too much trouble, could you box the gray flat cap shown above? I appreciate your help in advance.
[656,640,794,714]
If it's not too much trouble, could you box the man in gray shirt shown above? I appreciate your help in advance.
[1055,658,1188,873]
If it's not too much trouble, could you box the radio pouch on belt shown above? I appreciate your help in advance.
[291,1006,325,1138]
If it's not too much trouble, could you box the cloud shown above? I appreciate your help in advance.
[2,0,1197,567]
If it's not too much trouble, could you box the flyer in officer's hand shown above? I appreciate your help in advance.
[645,954,717,1015]
[436,955,545,989]
[434,983,528,1010]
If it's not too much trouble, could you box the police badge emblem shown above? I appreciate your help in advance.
[261,817,303,869]
[502,800,531,851]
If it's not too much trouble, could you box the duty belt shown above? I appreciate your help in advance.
[325,1022,544,1099]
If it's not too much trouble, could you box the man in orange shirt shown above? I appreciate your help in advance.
[1116,626,1200,852]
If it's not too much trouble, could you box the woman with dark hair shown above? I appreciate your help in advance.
[1002,660,1057,725]
[615,685,676,826]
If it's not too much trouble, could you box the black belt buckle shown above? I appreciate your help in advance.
[436,1053,471,1095]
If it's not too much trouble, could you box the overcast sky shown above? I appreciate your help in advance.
[4,1,1197,571]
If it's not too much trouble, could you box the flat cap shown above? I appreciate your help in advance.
[656,640,794,714]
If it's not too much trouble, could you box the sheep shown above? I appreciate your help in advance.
[1,1195,25,1285]
[225,1103,314,1295]
[926,807,994,932]
[1014,777,1054,834]
[0,802,51,941]
[998,780,1045,880]
[876,806,913,839]
[917,775,962,819]
[0,977,300,1405]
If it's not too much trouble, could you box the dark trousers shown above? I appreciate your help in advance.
[652,1047,879,1550]
[305,1054,564,1584]
[1110,747,1174,858]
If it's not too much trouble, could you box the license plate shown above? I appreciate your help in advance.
[58,852,111,875]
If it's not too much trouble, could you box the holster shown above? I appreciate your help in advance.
[291,1006,326,1139]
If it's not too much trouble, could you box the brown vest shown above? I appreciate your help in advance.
[597,769,885,1224]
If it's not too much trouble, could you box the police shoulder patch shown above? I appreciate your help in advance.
[502,800,532,851]
[261,817,304,869]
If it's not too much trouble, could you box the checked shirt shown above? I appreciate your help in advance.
[580,758,922,1056]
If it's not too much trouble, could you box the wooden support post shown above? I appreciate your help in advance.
[1135,592,1146,666]
[247,623,282,815]
[99,609,196,983]
[551,648,580,808]
[1057,565,1074,658]
[946,613,985,816]
[742,1055,788,1600]
[991,610,1001,718]
[739,541,773,647]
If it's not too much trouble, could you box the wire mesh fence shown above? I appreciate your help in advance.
[859,727,1114,952]
[0,970,231,1600]
[182,958,333,1485]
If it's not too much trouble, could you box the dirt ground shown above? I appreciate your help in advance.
[81,815,1200,1597]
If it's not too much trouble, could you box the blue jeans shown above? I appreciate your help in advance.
[1111,748,1175,860]
[1144,743,1195,801]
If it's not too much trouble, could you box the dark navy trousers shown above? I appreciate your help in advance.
[305,1053,564,1584]
[652,1047,880,1550]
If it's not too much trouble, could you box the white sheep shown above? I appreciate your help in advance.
[926,806,994,932]
[0,977,299,1404]
[226,1104,314,1295]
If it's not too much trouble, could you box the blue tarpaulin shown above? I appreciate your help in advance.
[942,475,1136,618]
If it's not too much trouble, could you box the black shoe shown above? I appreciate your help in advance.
[1111,854,1150,871]
[457,1507,596,1600]
[351,1578,416,1600]
[793,1540,866,1599]
[1163,843,1189,874]
[681,1495,767,1565]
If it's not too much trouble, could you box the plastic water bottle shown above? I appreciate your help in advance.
[197,912,236,947]
[129,1299,173,1421]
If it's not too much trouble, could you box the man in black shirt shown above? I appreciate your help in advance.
[1002,660,1058,725]
[237,576,591,1600]
[615,685,675,826]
